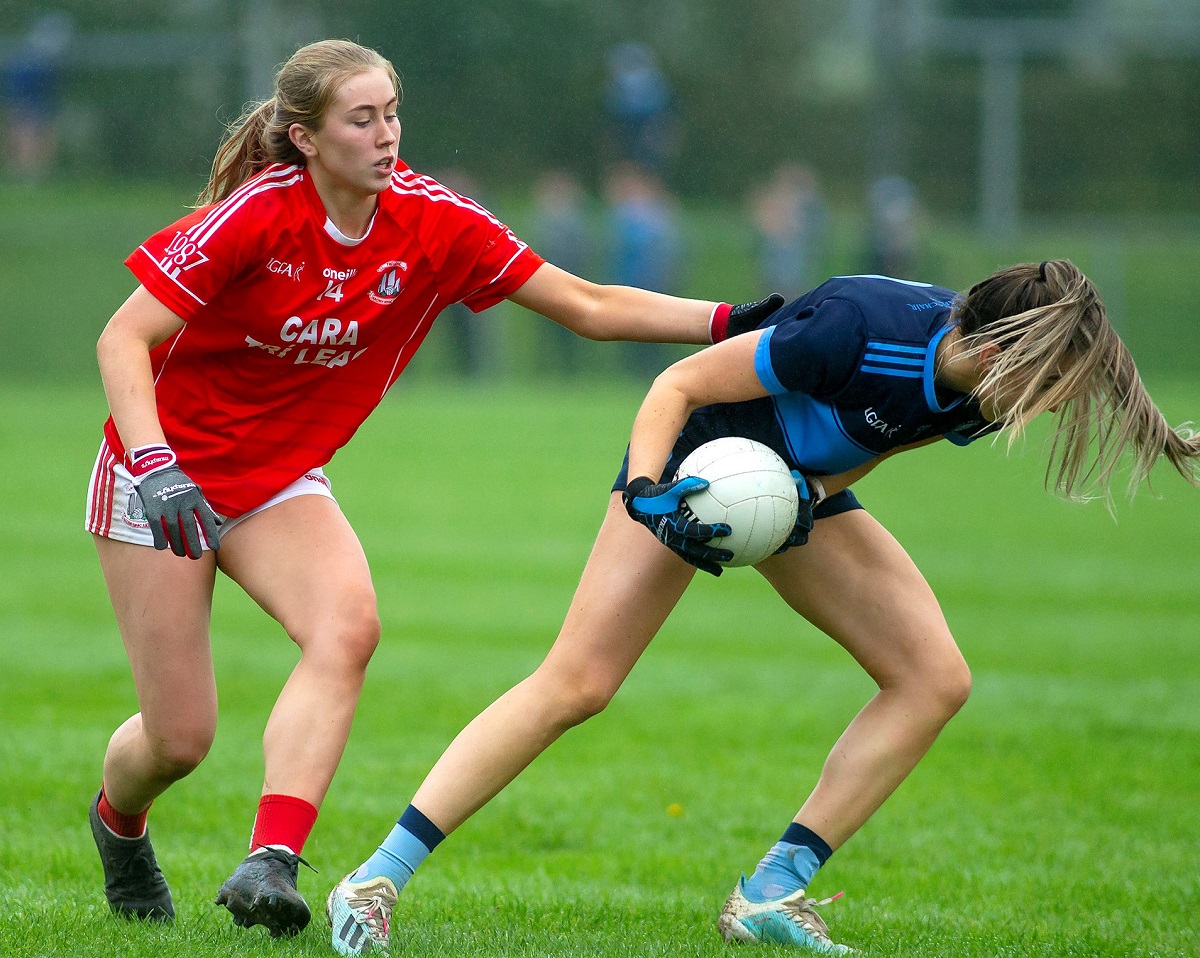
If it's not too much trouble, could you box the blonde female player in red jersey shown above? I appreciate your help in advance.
[83,38,780,939]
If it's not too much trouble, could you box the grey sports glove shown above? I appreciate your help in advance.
[128,444,222,559]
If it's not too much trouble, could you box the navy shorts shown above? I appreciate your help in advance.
[611,398,864,522]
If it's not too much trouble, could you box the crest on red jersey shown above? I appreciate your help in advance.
[369,260,407,305]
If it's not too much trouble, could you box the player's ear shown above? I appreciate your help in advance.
[976,341,1002,372]
[289,123,317,158]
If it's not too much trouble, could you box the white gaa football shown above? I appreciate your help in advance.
[675,437,799,567]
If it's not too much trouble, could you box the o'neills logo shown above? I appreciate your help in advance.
[369,260,407,305]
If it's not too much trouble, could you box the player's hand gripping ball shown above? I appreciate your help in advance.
[674,438,801,567]
[623,475,734,576]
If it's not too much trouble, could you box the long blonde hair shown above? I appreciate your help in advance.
[952,259,1199,502]
[196,39,400,207]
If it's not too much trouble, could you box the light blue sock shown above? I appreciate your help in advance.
[352,805,445,888]
[742,822,832,903]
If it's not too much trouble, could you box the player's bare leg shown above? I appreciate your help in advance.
[329,494,694,955]
[758,508,971,846]
[214,495,381,937]
[411,493,693,829]
[718,508,969,950]
[217,496,379,806]
[91,535,220,921]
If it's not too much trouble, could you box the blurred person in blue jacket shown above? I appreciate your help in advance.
[605,162,682,379]
[3,13,73,179]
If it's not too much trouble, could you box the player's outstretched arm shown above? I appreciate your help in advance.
[507,262,781,346]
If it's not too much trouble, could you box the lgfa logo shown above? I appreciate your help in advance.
[369,260,407,305]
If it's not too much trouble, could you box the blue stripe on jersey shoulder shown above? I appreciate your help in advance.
[865,341,927,355]
[862,340,928,379]
[863,352,924,367]
[861,364,923,378]
[754,326,787,395]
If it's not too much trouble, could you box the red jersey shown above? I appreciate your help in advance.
[104,161,544,517]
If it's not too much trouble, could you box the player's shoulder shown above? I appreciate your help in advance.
[383,161,502,227]
[184,164,309,239]
[806,274,953,308]
[773,282,870,337]
[212,163,306,211]
[807,275,955,341]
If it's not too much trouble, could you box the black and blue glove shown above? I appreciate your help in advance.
[774,471,816,553]
[128,443,223,560]
[622,475,733,576]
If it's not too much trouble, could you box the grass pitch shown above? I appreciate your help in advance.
[0,382,1197,957]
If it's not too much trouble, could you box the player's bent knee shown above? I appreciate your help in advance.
[536,669,619,727]
[339,602,382,669]
[885,639,972,724]
[293,592,381,669]
[149,727,215,779]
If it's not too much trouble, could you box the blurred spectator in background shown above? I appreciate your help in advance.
[430,168,496,378]
[750,162,828,298]
[603,42,679,178]
[865,174,921,279]
[530,170,593,377]
[605,162,682,379]
[2,12,73,181]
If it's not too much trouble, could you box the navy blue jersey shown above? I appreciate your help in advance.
[726,275,996,475]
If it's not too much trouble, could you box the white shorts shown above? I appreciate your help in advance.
[85,440,337,551]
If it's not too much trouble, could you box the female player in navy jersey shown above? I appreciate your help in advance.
[83,38,779,939]
[327,262,1199,955]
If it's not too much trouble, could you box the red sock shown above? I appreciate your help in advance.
[98,786,149,839]
[250,794,318,855]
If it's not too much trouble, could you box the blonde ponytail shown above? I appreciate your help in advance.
[197,100,281,206]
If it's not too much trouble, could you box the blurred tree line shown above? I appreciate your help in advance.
[2,0,1198,220]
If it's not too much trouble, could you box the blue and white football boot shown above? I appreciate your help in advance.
[327,873,397,956]
[718,877,851,953]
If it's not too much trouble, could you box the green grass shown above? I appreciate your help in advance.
[1,381,1198,956]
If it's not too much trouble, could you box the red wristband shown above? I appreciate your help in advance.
[709,302,733,343]
[126,443,178,480]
